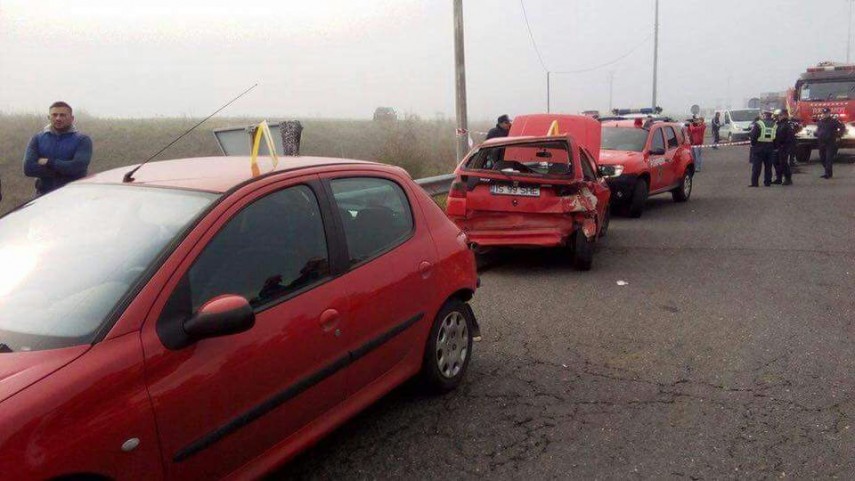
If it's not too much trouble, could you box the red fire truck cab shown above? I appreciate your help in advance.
[787,61,855,162]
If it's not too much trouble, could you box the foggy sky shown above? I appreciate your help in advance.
[0,0,850,120]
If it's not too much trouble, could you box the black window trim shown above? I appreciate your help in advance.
[319,174,417,273]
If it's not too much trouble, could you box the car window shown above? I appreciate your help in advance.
[465,140,573,176]
[601,127,648,152]
[664,127,679,149]
[186,185,330,311]
[330,177,414,265]
[579,149,597,181]
[0,184,216,351]
[672,126,685,145]
[651,128,666,152]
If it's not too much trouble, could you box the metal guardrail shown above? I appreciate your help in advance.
[415,174,455,196]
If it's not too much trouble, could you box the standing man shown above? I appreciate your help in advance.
[815,108,845,179]
[773,109,795,185]
[711,111,722,149]
[749,110,776,187]
[687,116,706,172]
[23,101,92,196]
[486,114,512,140]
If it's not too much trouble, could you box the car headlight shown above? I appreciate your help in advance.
[847,124,855,138]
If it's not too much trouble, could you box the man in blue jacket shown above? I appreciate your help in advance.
[23,101,92,195]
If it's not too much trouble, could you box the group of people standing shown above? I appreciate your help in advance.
[749,107,845,186]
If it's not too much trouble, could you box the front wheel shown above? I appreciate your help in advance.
[627,178,648,218]
[671,170,693,202]
[795,145,811,163]
[420,299,474,394]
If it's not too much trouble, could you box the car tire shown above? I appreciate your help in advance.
[598,208,610,238]
[572,229,595,271]
[795,145,811,164]
[420,299,474,394]
[627,178,648,218]
[671,170,693,202]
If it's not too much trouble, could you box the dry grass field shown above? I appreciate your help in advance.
[0,113,484,214]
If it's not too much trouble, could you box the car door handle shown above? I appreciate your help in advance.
[319,309,341,333]
[419,261,433,279]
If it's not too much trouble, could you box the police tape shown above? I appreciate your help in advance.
[696,140,750,149]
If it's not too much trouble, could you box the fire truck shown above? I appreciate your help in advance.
[787,61,855,162]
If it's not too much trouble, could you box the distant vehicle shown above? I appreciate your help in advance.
[786,61,855,162]
[446,114,610,270]
[582,110,601,119]
[599,118,695,218]
[0,156,480,480]
[718,109,760,142]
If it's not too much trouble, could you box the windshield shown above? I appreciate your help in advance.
[601,127,648,152]
[465,140,574,176]
[730,110,760,122]
[0,184,217,352]
[800,81,855,101]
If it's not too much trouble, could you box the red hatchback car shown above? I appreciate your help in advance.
[446,114,610,270]
[0,156,479,480]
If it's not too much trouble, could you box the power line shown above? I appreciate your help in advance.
[552,33,654,74]
[519,0,548,72]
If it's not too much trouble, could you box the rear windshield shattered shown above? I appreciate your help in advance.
[464,140,573,176]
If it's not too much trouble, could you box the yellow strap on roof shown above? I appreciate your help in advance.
[249,121,279,176]
[547,120,562,136]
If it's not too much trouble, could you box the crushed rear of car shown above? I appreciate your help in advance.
[445,114,610,270]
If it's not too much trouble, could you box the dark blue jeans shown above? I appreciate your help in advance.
[750,146,774,186]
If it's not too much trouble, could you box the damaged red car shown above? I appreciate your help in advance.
[446,114,610,270]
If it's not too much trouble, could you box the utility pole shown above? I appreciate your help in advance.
[547,71,551,113]
[652,0,659,108]
[608,71,615,111]
[453,0,469,162]
[848,0,854,62]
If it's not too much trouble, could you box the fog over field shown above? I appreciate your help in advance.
[0,0,851,119]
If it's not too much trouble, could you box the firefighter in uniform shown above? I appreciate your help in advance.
[749,110,776,187]
[815,108,846,179]
[773,109,794,185]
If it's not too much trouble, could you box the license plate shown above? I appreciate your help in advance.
[490,184,541,197]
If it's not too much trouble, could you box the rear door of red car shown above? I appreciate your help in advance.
[140,175,350,479]
[647,127,670,190]
[320,171,436,396]
[662,126,682,187]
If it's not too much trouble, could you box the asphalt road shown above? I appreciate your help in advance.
[273,147,854,480]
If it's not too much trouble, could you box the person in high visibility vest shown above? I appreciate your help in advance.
[749,110,777,187]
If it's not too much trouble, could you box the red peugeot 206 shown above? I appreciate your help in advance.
[446,114,611,270]
[0,156,479,480]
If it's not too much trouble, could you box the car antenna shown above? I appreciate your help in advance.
[123,83,259,183]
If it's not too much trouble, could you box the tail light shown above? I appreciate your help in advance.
[448,180,467,198]
[446,179,468,218]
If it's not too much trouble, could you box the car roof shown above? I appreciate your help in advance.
[507,114,602,161]
[601,120,684,129]
[82,156,379,193]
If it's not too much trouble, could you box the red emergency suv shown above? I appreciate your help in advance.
[598,119,695,218]
[0,156,479,480]
[446,114,610,270]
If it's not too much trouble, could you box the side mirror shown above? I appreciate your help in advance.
[598,165,616,177]
[648,148,666,156]
[184,295,255,342]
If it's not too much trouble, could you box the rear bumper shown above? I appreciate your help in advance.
[604,174,638,204]
[452,212,580,248]
[462,226,576,248]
